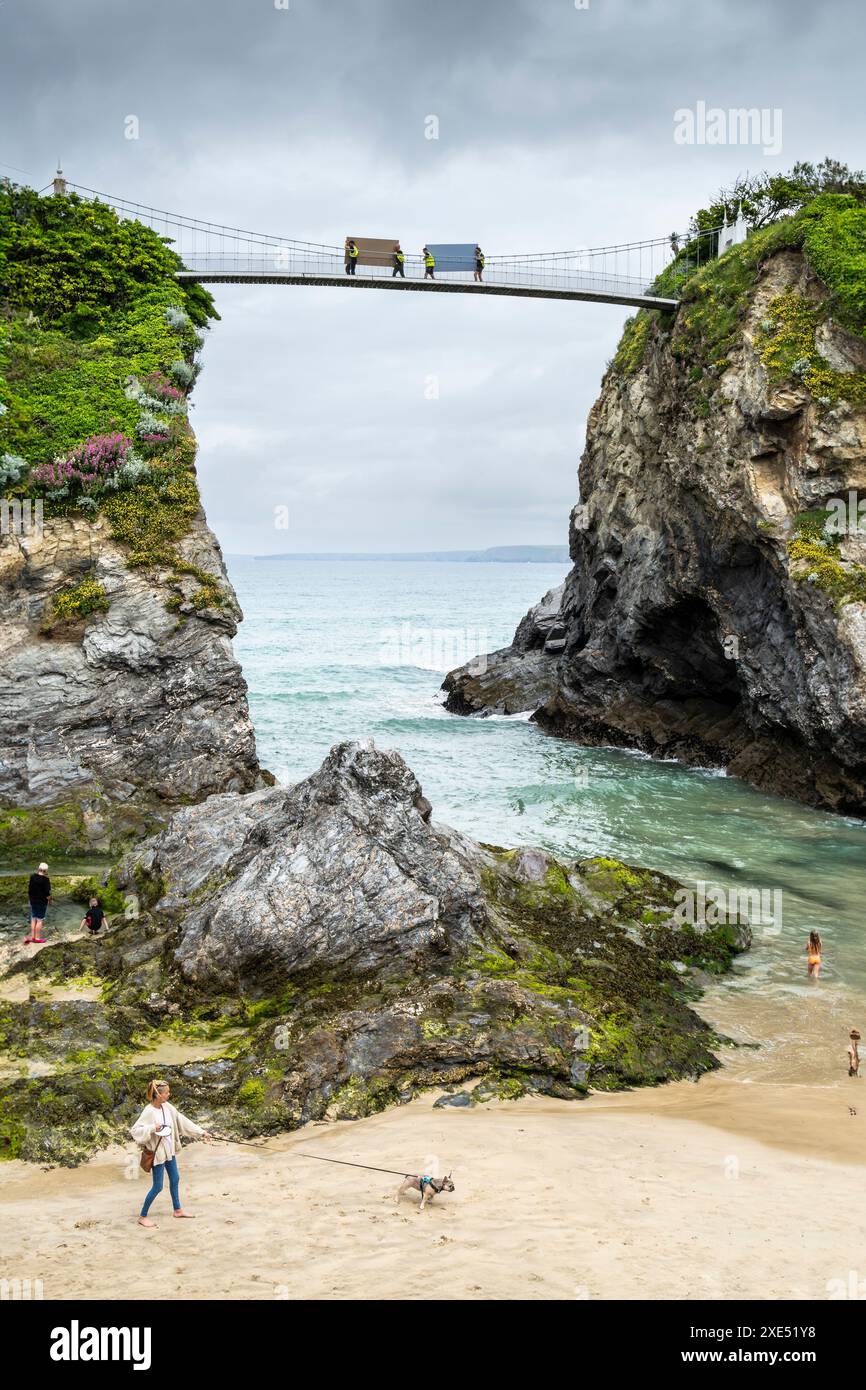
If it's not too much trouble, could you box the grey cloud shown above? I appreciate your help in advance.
[4,0,864,550]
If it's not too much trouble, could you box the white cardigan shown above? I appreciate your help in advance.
[130,1100,206,1162]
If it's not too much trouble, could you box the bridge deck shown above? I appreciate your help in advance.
[175,269,678,311]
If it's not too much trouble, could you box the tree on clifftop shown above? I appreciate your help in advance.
[689,158,866,237]
[0,180,218,336]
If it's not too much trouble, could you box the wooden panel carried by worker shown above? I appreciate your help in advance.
[424,243,478,271]
[344,236,399,268]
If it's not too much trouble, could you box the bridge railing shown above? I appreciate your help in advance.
[64,181,709,303]
[175,249,663,300]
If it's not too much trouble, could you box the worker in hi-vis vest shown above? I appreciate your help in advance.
[423,246,435,280]
[345,239,359,276]
[474,246,485,283]
[392,243,405,278]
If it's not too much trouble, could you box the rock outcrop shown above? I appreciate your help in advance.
[122,740,476,990]
[0,509,262,854]
[442,584,564,715]
[445,204,866,814]
[0,741,749,1164]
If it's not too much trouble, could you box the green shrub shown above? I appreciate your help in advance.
[0,182,217,333]
[41,577,109,634]
[0,181,223,609]
[787,537,866,607]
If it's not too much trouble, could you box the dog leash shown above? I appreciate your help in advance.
[213,1139,448,1184]
[213,1139,416,1176]
[211,1135,269,1150]
[292,1151,418,1178]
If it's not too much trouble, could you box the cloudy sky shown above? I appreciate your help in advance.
[4,0,864,552]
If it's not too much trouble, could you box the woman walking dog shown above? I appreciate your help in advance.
[131,1079,212,1228]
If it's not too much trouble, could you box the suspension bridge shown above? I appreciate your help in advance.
[61,180,721,311]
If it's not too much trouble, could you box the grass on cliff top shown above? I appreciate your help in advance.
[0,181,215,465]
[611,193,866,395]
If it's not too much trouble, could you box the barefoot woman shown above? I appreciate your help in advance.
[131,1079,212,1228]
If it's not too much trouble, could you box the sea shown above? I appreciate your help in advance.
[226,555,866,1086]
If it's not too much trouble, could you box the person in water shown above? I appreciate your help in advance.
[848,1030,861,1078]
[24,861,51,945]
[131,1079,213,1228]
[805,930,822,979]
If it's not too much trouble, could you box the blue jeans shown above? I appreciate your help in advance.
[140,1156,181,1216]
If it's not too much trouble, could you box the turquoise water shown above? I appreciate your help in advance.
[227,556,866,1080]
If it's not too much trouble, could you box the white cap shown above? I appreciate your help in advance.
[38,862,48,871]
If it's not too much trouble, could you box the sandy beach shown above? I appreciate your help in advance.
[2,1069,862,1303]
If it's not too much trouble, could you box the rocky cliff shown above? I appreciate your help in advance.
[0,182,262,856]
[0,510,261,854]
[445,193,866,814]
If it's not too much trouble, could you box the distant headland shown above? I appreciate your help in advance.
[242,545,571,563]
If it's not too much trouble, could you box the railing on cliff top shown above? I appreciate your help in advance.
[66,182,719,311]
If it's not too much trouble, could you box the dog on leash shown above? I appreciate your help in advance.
[395,1172,455,1211]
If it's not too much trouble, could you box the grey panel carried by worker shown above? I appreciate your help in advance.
[344,236,400,269]
[424,243,477,271]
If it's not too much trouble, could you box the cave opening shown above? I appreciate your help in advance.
[633,596,743,707]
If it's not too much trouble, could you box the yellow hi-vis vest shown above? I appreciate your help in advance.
[424,251,435,267]
[347,243,358,259]
[477,252,485,267]
[395,250,404,263]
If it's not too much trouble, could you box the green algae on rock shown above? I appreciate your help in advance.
[0,742,749,1166]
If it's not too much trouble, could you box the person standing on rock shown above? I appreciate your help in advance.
[131,1080,213,1228]
[24,862,51,945]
